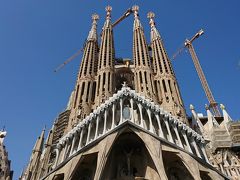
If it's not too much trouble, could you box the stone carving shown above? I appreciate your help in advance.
[123,147,134,176]
[51,86,207,170]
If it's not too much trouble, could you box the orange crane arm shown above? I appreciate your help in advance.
[185,40,221,116]
[54,48,84,72]
[172,29,221,116]
[112,8,133,27]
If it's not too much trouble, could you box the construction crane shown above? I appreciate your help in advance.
[54,48,84,72]
[54,8,133,73]
[112,8,133,27]
[173,29,221,117]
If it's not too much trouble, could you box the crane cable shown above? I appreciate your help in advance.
[171,43,188,61]
[54,48,84,72]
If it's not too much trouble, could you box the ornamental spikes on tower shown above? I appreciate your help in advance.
[68,14,99,127]
[95,6,115,107]
[132,6,157,102]
[147,12,186,121]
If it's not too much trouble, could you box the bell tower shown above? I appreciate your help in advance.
[95,6,115,107]
[132,6,157,102]
[147,12,186,120]
[68,14,99,128]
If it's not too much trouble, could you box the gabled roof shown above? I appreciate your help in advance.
[59,86,205,146]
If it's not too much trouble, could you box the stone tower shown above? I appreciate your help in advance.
[95,6,115,107]
[0,130,13,180]
[132,6,157,103]
[22,5,230,180]
[147,12,186,121]
[68,13,100,128]
[21,128,45,180]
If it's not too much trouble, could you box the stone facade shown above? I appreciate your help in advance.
[190,104,240,179]
[0,130,13,180]
[21,5,236,180]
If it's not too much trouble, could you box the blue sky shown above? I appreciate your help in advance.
[0,0,239,178]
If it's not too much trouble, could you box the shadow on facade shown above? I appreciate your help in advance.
[162,151,194,180]
[101,131,159,180]
[53,173,64,180]
[71,153,98,180]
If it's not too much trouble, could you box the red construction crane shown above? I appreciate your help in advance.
[173,29,221,117]
[54,8,133,73]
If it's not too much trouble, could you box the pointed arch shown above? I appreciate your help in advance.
[100,130,160,179]
[162,151,194,180]
[70,153,98,180]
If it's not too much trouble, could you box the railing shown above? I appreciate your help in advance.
[52,86,209,169]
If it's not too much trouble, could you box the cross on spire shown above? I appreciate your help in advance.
[92,13,99,23]
[132,5,139,18]
[105,5,112,19]
[147,11,156,28]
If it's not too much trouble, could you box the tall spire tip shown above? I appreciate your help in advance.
[105,5,112,18]
[92,13,99,21]
[147,11,155,19]
[132,5,139,12]
[132,5,139,18]
[147,11,156,27]
[190,104,195,110]
[220,104,225,110]
[105,5,112,12]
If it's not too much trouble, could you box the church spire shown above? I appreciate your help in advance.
[87,14,99,41]
[148,12,186,120]
[0,130,13,180]
[103,5,112,28]
[33,127,45,153]
[95,6,115,106]
[37,125,54,178]
[23,128,45,180]
[132,6,157,102]
[148,12,161,41]
[69,14,99,125]
[0,130,6,145]
[132,5,143,30]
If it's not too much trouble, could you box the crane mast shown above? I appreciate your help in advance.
[185,30,221,117]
